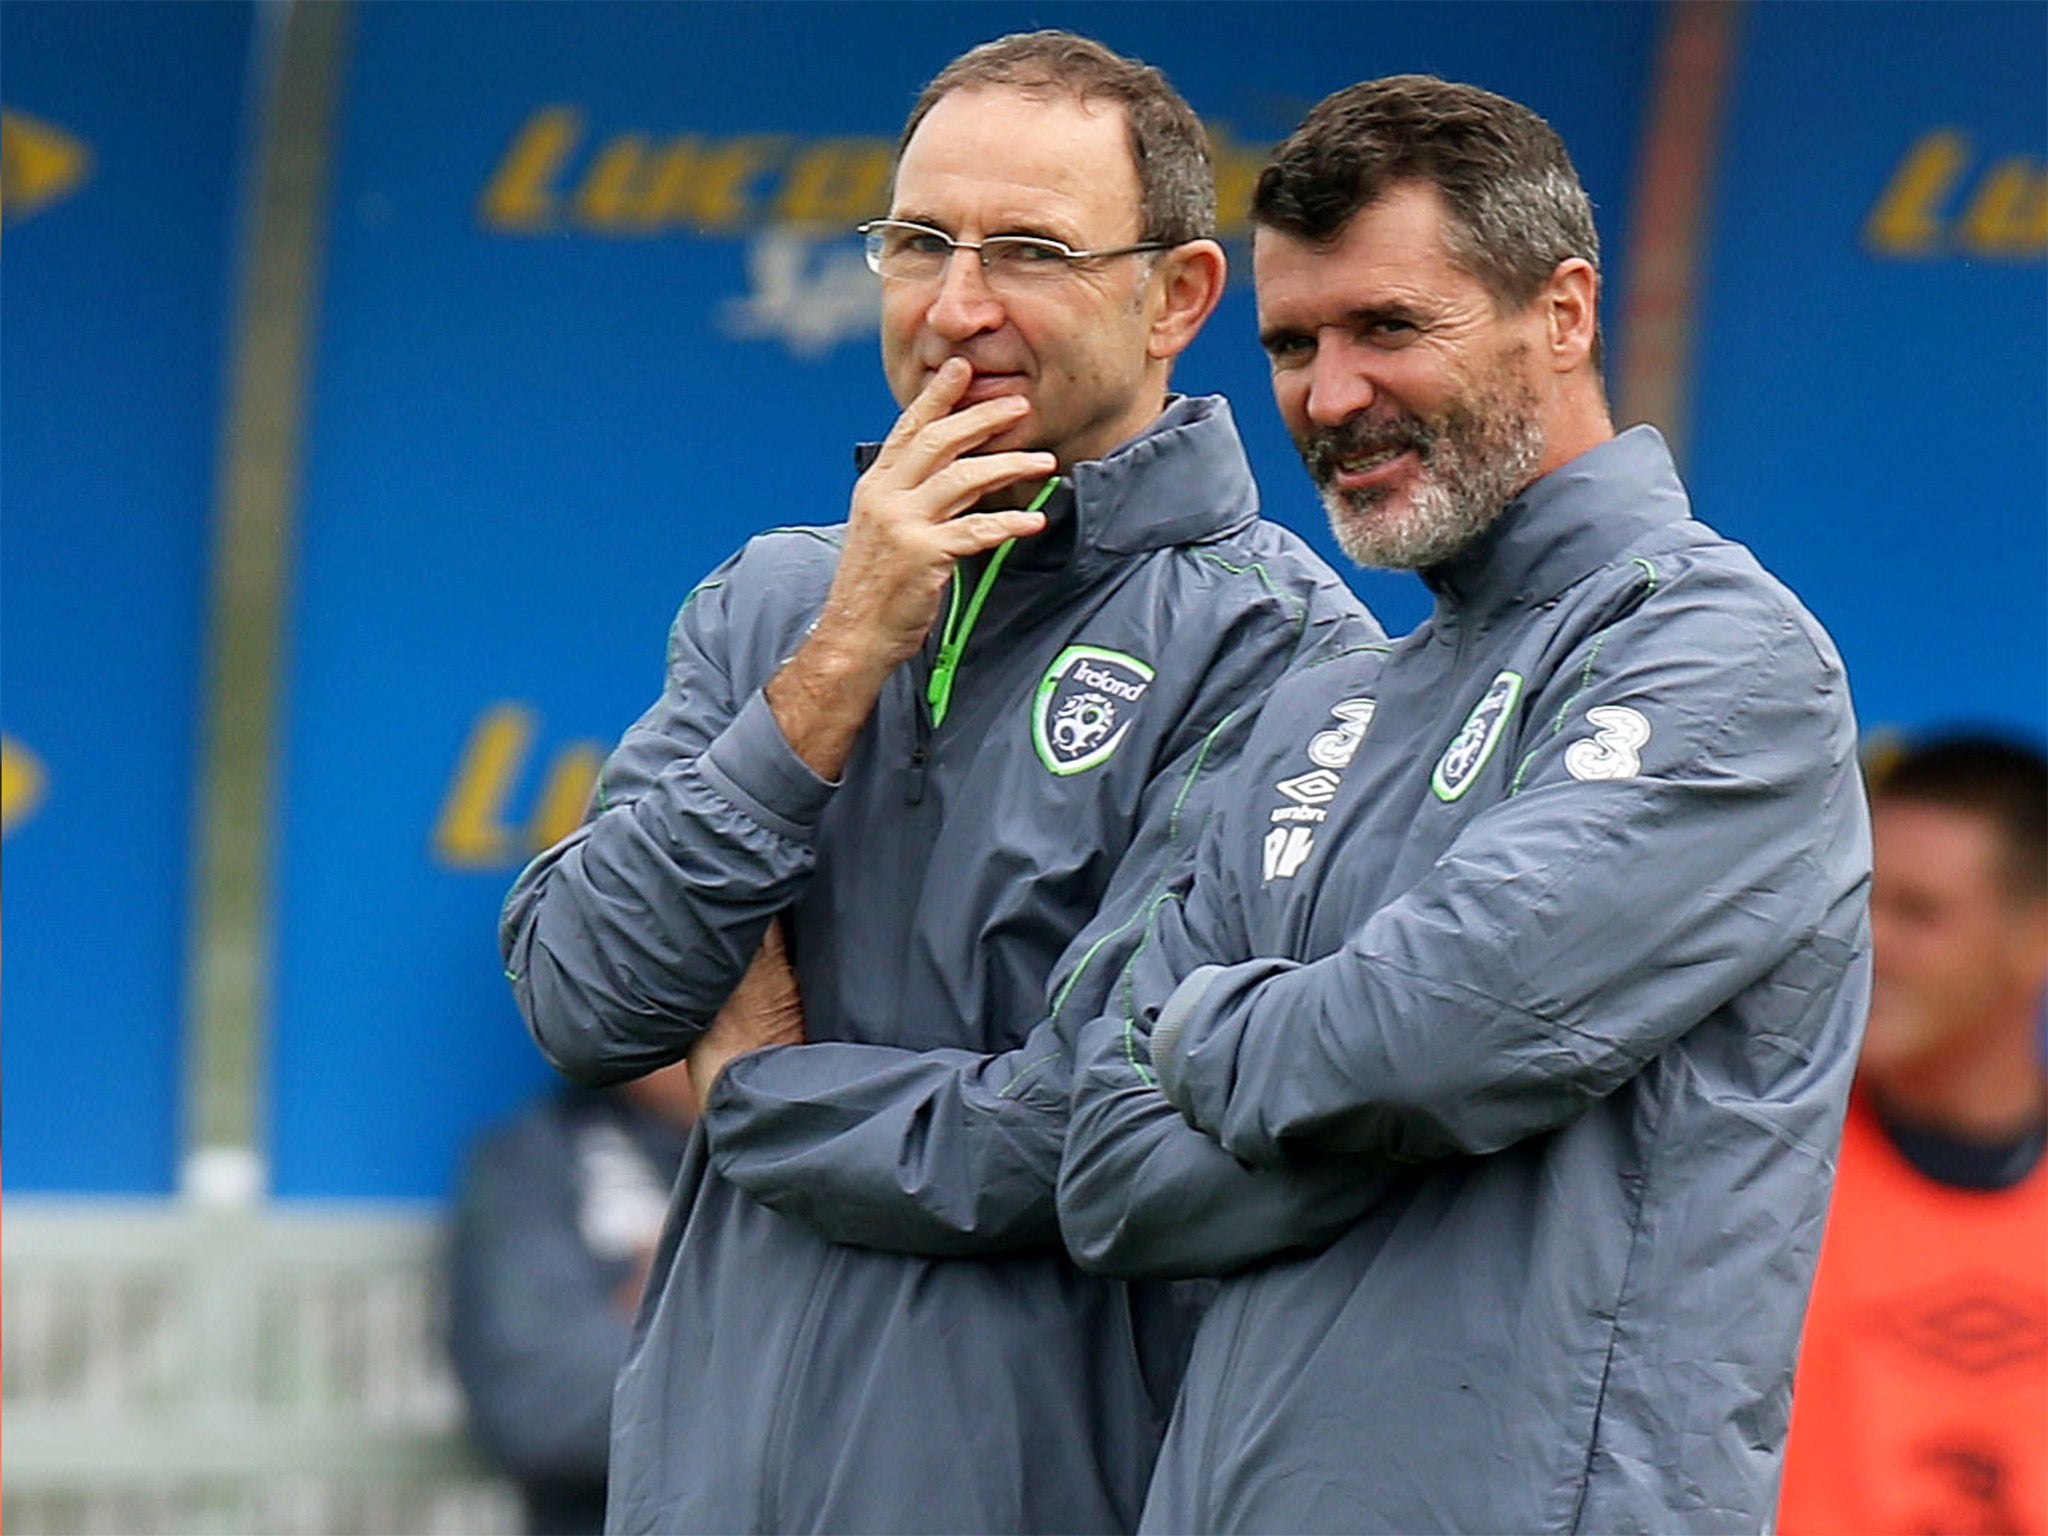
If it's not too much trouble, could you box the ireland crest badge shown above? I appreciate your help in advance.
[1031,645,1155,775]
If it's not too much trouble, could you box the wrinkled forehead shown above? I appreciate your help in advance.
[891,85,1141,233]
[900,79,1133,158]
[1252,184,1491,321]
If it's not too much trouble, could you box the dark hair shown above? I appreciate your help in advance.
[1871,733,2048,899]
[898,30,1215,246]
[1253,75,1601,359]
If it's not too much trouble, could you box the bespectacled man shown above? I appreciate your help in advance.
[502,30,1374,1534]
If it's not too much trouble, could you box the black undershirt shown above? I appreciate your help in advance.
[1870,1091,2048,1192]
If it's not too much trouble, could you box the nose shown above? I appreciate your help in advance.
[924,247,1006,341]
[1303,336,1377,429]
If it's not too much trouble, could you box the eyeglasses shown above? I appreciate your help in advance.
[858,219,1171,289]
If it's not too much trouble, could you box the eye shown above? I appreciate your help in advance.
[989,237,1072,269]
[901,229,954,258]
[1262,333,1314,368]
[1365,317,1419,346]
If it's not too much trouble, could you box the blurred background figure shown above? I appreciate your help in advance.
[1779,734,2048,1536]
[447,1060,694,1535]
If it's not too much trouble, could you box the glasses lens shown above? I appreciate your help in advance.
[860,224,1121,286]
[866,223,952,281]
[982,237,1076,284]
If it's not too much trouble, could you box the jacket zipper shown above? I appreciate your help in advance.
[906,673,934,806]
[904,476,1059,804]
[925,535,1017,729]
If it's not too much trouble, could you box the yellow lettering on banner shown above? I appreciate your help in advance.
[775,139,893,227]
[1207,123,1268,238]
[435,703,532,866]
[435,703,606,869]
[630,137,712,229]
[0,109,91,231]
[478,113,1280,243]
[528,743,603,850]
[1,734,48,835]
[1957,157,2048,257]
[1867,130,2047,261]
[574,134,657,228]
[637,134,790,232]
[479,107,582,231]
[1867,129,1969,257]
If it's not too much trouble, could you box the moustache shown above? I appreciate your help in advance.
[1301,411,1435,483]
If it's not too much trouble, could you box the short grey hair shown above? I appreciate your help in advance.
[899,30,1216,246]
[1254,75,1602,361]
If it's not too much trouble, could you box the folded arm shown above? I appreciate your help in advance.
[1153,602,1867,1170]
[504,373,1055,1088]
[501,554,837,1086]
[701,604,1381,1257]
[1058,800,1390,1279]
[700,707,1264,1256]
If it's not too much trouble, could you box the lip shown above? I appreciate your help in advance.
[1326,445,1417,492]
[956,369,1029,404]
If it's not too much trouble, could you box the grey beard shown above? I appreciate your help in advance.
[1325,471,1493,570]
[1312,384,1545,571]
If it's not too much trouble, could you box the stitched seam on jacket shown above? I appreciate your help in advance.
[1566,1075,1661,1533]
[1116,891,1185,1088]
[995,1051,1062,1099]
[1047,709,1241,1024]
[1192,550,1306,625]
[1507,559,1658,797]
[1509,633,1606,797]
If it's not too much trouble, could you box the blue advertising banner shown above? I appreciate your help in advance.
[13,1,2036,1206]
[1,1,257,1192]
[271,0,1657,1197]
[1688,1,2046,740]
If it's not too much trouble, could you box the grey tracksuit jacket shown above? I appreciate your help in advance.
[501,395,1374,1534]
[1060,427,1872,1534]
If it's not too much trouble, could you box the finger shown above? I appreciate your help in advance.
[875,358,976,460]
[889,395,1035,486]
[877,372,1046,484]
[919,451,1058,518]
[936,508,1050,557]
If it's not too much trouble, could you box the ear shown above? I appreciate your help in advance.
[1541,257,1600,373]
[1146,238,1228,363]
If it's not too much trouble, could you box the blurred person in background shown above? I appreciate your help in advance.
[499,28,1372,1534]
[449,1061,694,1536]
[1780,733,2048,1536]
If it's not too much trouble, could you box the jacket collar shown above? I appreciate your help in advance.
[1422,425,1692,617]
[855,394,1260,581]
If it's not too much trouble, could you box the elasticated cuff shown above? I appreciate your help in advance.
[696,688,839,845]
[1150,964,1226,1110]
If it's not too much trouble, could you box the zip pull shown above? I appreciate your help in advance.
[924,543,1009,729]
[923,475,1059,729]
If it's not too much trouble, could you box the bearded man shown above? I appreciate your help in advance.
[1058,75,1872,1533]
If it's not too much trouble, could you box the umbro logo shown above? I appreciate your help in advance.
[1263,697,1377,880]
